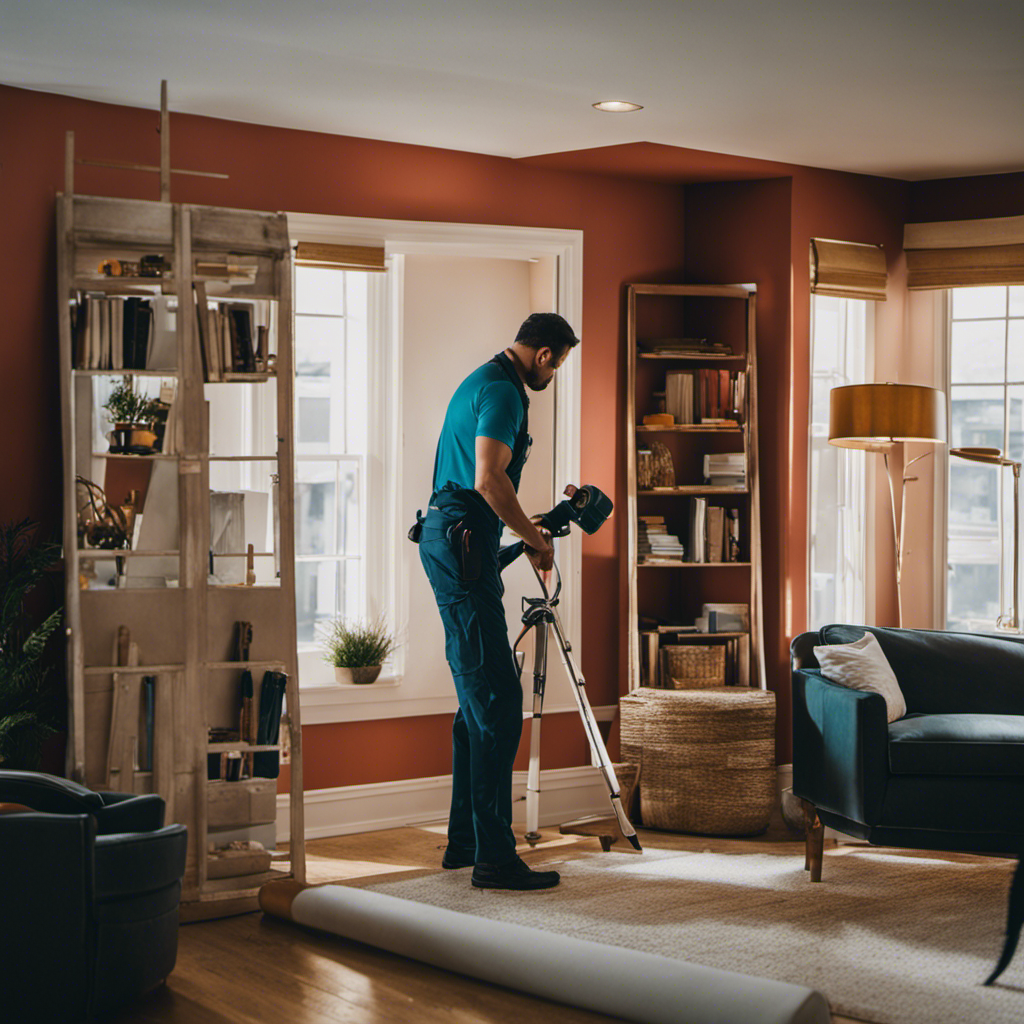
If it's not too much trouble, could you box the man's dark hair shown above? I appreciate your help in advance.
[515,313,580,359]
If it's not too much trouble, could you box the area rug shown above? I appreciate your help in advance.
[364,844,1024,1024]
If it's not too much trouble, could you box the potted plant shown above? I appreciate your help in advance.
[0,520,61,769]
[321,617,396,684]
[102,375,160,453]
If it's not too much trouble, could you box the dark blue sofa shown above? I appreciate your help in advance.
[791,623,1024,982]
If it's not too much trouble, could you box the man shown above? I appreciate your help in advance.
[417,312,579,890]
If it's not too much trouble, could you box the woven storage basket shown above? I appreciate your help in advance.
[619,687,776,835]
[660,644,725,689]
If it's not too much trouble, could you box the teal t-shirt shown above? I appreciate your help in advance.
[433,360,527,494]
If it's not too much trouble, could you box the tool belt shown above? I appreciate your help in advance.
[409,487,496,583]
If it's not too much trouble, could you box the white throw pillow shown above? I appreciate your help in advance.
[812,632,907,723]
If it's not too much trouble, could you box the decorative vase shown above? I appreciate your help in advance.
[335,665,382,685]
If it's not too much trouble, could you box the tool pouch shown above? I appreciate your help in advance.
[447,519,481,582]
[407,509,425,543]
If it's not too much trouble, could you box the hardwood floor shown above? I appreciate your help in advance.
[110,817,868,1024]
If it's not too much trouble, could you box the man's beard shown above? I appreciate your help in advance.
[524,367,552,391]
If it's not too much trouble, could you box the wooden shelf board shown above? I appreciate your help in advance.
[78,549,179,558]
[207,742,279,753]
[638,487,748,495]
[638,353,746,361]
[630,284,753,298]
[636,424,742,432]
[74,368,179,377]
[73,277,172,292]
[206,660,287,670]
[640,629,748,638]
[200,867,290,896]
[89,452,178,460]
[637,561,752,568]
[208,584,282,590]
[215,372,275,383]
[84,663,184,675]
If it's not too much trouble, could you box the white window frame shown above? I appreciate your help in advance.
[287,212,584,724]
[806,293,874,631]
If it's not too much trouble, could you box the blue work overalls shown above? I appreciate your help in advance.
[419,353,531,865]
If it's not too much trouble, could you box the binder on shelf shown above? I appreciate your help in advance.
[253,671,287,778]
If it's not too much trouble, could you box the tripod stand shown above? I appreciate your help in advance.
[507,545,642,851]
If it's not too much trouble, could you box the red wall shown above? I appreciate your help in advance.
[0,84,686,786]
[4,83,1014,786]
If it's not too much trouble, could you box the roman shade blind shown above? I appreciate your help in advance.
[903,215,1024,290]
[294,241,386,272]
[810,239,888,301]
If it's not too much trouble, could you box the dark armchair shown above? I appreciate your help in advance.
[0,770,188,1022]
[791,623,1024,982]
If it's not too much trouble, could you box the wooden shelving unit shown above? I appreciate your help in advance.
[58,191,305,920]
[626,283,766,692]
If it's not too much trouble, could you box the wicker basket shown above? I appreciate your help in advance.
[619,687,776,835]
[660,644,725,689]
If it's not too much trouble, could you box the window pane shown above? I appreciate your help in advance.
[808,295,867,630]
[295,461,337,556]
[296,560,338,644]
[949,384,1004,449]
[295,267,346,316]
[951,320,1005,384]
[298,396,331,445]
[952,286,1007,320]
[1007,320,1024,383]
[1010,286,1024,318]
[295,315,338,377]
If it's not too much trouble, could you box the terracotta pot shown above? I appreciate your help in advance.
[335,665,382,685]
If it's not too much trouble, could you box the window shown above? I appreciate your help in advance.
[292,265,391,679]
[946,286,1024,630]
[808,295,870,630]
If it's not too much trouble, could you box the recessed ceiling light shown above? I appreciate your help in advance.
[592,100,643,113]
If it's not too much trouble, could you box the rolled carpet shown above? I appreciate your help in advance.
[260,881,830,1024]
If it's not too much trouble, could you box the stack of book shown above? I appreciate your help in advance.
[688,499,741,562]
[664,369,746,424]
[637,516,686,563]
[704,453,746,489]
[640,338,733,357]
[195,286,270,380]
[74,294,177,370]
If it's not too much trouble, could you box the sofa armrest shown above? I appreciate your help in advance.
[94,824,188,900]
[96,792,166,834]
[0,769,103,814]
[792,668,890,825]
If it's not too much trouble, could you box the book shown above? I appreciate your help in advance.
[689,497,707,563]
[706,505,725,562]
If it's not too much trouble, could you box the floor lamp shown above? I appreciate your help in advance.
[829,383,947,627]
[949,446,1021,632]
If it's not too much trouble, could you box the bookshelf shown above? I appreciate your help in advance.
[57,192,305,919]
[626,284,766,692]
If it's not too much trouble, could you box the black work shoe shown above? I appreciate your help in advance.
[471,855,560,890]
[441,847,475,870]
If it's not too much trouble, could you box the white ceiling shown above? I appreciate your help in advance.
[3,0,1022,181]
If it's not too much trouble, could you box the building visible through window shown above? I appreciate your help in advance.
[293,267,371,646]
[946,286,1024,630]
[808,295,868,630]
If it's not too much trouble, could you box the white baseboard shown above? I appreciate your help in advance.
[277,764,614,842]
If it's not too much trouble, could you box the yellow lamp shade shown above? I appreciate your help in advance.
[829,383,946,450]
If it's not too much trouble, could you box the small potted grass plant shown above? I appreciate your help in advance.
[322,617,396,685]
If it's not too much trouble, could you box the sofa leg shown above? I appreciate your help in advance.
[801,799,824,882]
